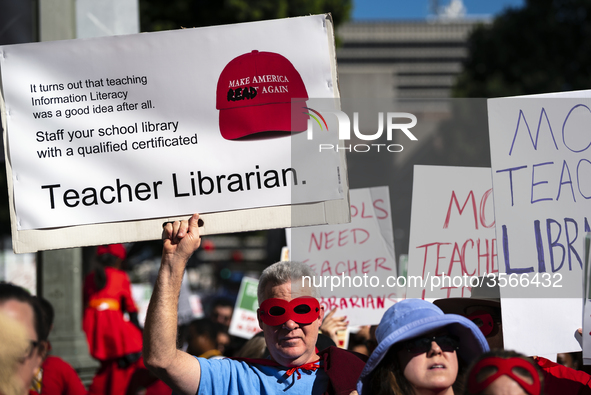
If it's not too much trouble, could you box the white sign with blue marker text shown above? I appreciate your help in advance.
[488,93,591,355]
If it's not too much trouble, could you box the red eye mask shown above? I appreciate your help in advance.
[258,297,320,326]
[467,357,541,395]
[467,311,495,337]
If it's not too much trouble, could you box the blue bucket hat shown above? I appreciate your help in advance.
[357,299,489,395]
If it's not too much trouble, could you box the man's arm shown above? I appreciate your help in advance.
[144,214,202,395]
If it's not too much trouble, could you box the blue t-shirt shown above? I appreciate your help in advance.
[197,357,330,395]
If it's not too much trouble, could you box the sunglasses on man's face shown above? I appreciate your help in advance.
[402,334,459,354]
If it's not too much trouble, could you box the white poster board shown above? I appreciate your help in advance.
[407,165,497,300]
[130,283,152,327]
[488,93,591,355]
[288,186,397,326]
[1,248,36,294]
[0,14,350,253]
[228,276,262,339]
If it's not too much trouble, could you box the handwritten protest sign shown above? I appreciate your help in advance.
[488,94,591,355]
[407,165,497,300]
[131,283,152,327]
[0,15,349,252]
[288,186,397,326]
[229,276,262,339]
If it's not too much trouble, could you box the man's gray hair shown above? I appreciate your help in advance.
[257,261,317,303]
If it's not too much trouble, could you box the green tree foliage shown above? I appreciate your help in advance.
[454,0,591,98]
[140,0,351,32]
[434,0,591,170]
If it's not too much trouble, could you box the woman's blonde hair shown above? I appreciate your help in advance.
[0,310,30,395]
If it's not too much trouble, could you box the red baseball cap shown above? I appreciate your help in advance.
[216,50,309,140]
[97,244,127,260]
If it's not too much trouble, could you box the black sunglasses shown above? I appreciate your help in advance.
[402,334,459,354]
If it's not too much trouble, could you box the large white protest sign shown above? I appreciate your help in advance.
[488,93,591,355]
[288,186,397,326]
[407,165,497,300]
[0,15,349,252]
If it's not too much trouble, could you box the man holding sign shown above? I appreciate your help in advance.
[144,214,366,395]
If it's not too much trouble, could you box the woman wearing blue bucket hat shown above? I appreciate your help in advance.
[357,299,489,395]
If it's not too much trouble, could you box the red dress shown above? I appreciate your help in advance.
[83,267,143,360]
[83,267,147,395]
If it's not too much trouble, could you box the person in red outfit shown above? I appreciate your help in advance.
[30,296,86,395]
[83,244,146,395]
[30,356,86,395]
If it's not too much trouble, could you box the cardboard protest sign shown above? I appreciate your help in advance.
[229,276,262,339]
[407,165,497,300]
[288,186,397,326]
[488,93,591,355]
[1,250,36,294]
[188,294,205,319]
[131,283,152,327]
[0,14,349,252]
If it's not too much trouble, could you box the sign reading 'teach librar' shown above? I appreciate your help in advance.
[488,92,591,356]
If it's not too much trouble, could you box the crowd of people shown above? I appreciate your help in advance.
[1,213,591,395]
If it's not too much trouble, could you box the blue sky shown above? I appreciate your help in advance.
[352,0,525,20]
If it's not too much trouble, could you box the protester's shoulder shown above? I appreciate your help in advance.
[43,355,76,371]
[319,347,366,395]
[319,346,367,380]
[535,356,591,385]
[198,356,275,380]
[43,355,85,392]
[198,356,254,370]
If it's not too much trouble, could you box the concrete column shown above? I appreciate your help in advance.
[39,248,98,384]
[39,0,76,41]
[37,0,140,384]
[37,0,93,383]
